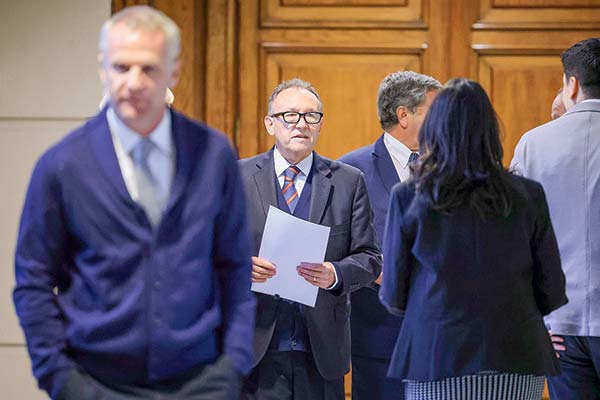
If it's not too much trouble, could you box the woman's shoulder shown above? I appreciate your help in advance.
[505,173,546,202]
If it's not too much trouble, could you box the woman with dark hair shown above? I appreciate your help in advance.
[379,78,568,400]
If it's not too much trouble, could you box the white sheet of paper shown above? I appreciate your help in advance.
[251,206,330,307]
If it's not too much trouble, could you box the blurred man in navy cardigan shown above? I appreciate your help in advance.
[13,6,255,400]
[339,71,440,400]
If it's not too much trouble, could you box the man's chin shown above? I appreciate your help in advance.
[115,105,143,122]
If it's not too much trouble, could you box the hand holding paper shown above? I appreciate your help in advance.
[251,256,276,283]
[297,262,336,289]
[251,206,330,307]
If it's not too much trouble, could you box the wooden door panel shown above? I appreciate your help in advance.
[261,0,423,28]
[493,0,600,6]
[263,53,422,159]
[478,0,600,28]
[478,55,563,165]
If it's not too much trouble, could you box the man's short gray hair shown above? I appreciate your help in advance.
[267,78,323,114]
[377,71,441,131]
[98,5,181,66]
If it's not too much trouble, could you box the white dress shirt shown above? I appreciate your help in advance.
[273,147,313,196]
[383,132,414,182]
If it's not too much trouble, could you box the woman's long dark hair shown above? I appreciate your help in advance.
[413,78,512,218]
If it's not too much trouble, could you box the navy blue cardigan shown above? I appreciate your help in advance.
[13,108,255,397]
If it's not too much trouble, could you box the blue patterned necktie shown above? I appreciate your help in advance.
[282,165,301,213]
[408,152,419,167]
[132,139,162,228]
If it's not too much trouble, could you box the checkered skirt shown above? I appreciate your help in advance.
[404,373,545,400]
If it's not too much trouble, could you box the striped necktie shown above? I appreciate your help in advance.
[282,165,301,213]
[408,151,419,167]
[132,139,162,228]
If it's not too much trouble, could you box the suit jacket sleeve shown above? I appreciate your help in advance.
[379,186,410,317]
[332,172,382,296]
[530,182,568,316]
[13,154,75,398]
[212,145,256,376]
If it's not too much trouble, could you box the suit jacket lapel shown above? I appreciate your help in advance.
[89,107,135,205]
[373,134,400,193]
[309,152,332,225]
[253,150,278,218]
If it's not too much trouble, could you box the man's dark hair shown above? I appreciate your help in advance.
[561,37,600,99]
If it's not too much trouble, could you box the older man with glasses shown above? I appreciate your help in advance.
[238,78,381,400]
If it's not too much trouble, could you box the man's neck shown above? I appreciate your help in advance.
[386,127,418,151]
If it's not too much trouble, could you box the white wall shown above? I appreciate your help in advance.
[0,1,110,397]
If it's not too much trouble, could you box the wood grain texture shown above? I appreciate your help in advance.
[261,0,424,28]
[478,0,600,28]
[478,55,563,165]
[493,0,600,7]
[282,0,408,5]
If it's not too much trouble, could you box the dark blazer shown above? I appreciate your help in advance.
[339,134,403,359]
[380,175,568,381]
[13,108,255,397]
[239,150,382,380]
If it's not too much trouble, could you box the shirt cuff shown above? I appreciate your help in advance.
[325,262,340,290]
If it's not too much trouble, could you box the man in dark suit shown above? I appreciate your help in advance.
[339,71,441,400]
[240,78,381,400]
[13,6,254,400]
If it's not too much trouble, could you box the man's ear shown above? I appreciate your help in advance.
[565,75,579,102]
[264,115,275,136]
[396,106,410,129]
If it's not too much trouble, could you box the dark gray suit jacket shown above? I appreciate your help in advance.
[239,149,381,380]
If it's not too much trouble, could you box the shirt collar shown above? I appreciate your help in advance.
[579,99,600,105]
[107,107,173,157]
[383,132,413,168]
[273,147,313,177]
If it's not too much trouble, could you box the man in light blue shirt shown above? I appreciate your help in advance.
[511,37,600,399]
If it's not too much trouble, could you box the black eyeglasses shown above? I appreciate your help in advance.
[270,111,323,124]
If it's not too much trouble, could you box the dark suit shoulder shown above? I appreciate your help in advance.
[238,151,272,179]
[317,154,365,183]
[505,173,548,209]
[338,144,374,167]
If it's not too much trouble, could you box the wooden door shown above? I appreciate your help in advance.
[236,0,600,164]
[113,1,600,398]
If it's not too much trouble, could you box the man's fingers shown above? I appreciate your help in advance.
[550,335,564,343]
[252,256,276,270]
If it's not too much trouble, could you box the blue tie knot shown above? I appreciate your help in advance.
[132,139,154,167]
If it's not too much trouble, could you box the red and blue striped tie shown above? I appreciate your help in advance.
[282,165,300,212]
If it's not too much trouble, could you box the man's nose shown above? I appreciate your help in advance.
[295,115,308,128]
[126,67,144,90]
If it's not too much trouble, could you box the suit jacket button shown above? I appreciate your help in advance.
[273,294,281,301]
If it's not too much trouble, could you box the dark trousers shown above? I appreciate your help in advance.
[547,335,600,400]
[242,351,344,400]
[351,355,404,400]
[56,355,242,400]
